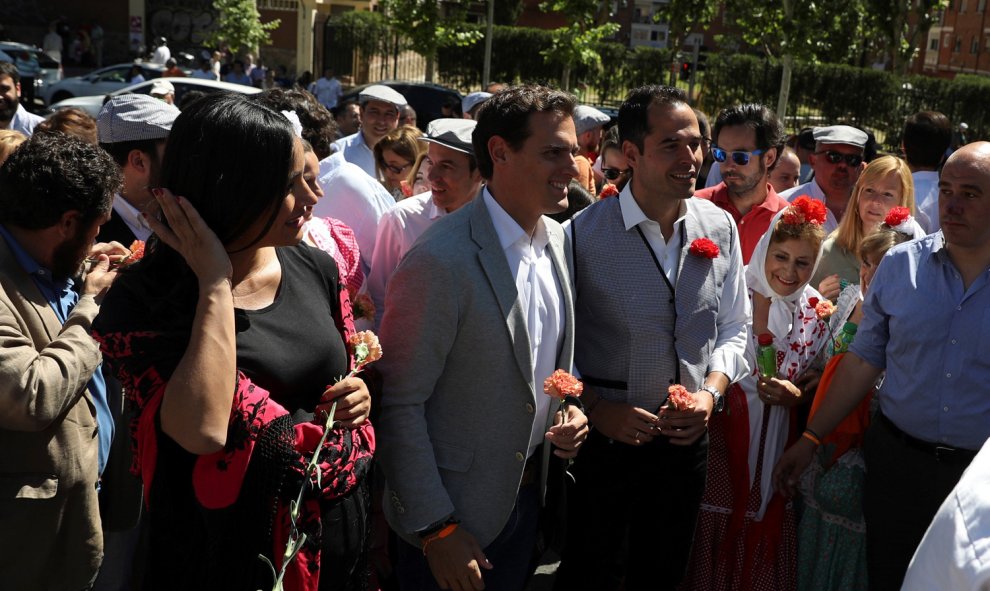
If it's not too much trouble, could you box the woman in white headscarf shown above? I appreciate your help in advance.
[683,197,832,591]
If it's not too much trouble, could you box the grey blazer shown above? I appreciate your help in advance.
[0,235,103,589]
[376,195,575,548]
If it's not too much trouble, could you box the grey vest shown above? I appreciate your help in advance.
[571,196,738,410]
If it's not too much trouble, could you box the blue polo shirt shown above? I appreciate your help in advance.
[0,224,113,475]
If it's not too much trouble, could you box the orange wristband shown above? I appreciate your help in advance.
[421,523,459,556]
[802,430,822,446]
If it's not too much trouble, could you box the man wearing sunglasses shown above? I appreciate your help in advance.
[694,103,790,263]
[780,125,868,233]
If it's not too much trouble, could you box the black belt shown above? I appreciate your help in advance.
[879,413,978,464]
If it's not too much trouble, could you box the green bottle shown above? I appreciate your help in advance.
[757,333,776,378]
[832,321,858,355]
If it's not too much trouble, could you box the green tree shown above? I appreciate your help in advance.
[652,0,720,85]
[538,0,619,90]
[866,0,948,74]
[381,0,483,82]
[204,0,280,55]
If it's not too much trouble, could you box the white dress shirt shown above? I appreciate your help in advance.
[779,179,840,234]
[483,189,564,457]
[111,194,153,242]
[316,152,396,277]
[330,131,377,178]
[903,437,990,591]
[913,170,941,233]
[364,192,447,329]
[8,104,44,137]
[311,76,342,109]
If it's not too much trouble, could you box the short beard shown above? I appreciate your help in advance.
[51,223,93,280]
[0,103,16,122]
[726,161,766,198]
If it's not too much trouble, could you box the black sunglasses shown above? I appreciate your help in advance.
[382,161,413,175]
[712,146,764,166]
[602,167,629,181]
[816,151,863,167]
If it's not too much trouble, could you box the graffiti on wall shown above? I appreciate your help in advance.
[147,1,216,46]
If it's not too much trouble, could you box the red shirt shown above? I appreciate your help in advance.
[694,182,790,264]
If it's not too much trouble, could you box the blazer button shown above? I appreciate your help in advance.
[515,452,525,462]
[398,507,405,514]
[525,403,534,414]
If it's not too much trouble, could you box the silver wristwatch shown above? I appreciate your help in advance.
[700,384,724,413]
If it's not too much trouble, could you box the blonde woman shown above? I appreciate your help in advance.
[0,129,26,166]
[813,156,920,299]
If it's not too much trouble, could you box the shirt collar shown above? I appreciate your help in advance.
[425,192,447,221]
[482,187,548,252]
[112,193,153,238]
[0,223,73,288]
[618,183,688,231]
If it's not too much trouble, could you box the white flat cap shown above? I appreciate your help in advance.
[149,79,175,96]
[573,105,610,135]
[97,93,180,143]
[422,118,477,155]
[358,84,407,108]
[812,125,868,148]
[461,91,492,115]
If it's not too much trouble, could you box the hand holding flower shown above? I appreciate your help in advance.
[546,404,589,459]
[318,376,371,428]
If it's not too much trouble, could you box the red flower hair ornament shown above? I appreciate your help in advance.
[689,237,720,259]
[781,196,828,227]
[883,206,915,235]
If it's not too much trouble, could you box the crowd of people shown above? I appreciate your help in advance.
[0,50,988,591]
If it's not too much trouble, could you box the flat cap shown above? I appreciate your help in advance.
[358,84,407,108]
[461,91,491,115]
[97,93,179,144]
[813,125,868,149]
[573,105,610,135]
[422,118,477,155]
[149,79,174,96]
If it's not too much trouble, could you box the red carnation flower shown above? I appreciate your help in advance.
[599,183,619,198]
[128,240,145,262]
[543,369,584,399]
[785,196,827,227]
[666,384,693,411]
[689,237,720,259]
[884,206,911,228]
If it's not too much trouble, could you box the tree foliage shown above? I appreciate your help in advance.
[867,0,949,74]
[538,0,620,89]
[380,0,483,81]
[204,0,280,55]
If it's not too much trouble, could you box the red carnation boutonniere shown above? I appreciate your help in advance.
[689,237,720,259]
[666,384,694,410]
[598,183,619,199]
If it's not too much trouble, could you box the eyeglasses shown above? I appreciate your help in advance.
[711,146,764,166]
[382,161,413,175]
[816,151,863,167]
[602,167,629,181]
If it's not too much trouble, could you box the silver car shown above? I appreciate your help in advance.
[42,62,169,105]
[47,77,262,118]
[0,41,62,99]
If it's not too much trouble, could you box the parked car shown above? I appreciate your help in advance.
[42,62,175,105]
[340,81,462,131]
[46,77,262,118]
[0,41,62,99]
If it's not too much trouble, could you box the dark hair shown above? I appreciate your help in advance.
[159,93,295,249]
[0,61,19,84]
[177,90,208,111]
[902,111,952,169]
[472,84,577,179]
[100,138,164,167]
[253,87,338,160]
[618,85,689,153]
[712,103,786,167]
[331,100,358,118]
[599,124,621,155]
[0,132,120,229]
[35,107,99,145]
[694,108,711,142]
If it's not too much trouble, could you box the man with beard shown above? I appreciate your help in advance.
[694,103,790,263]
[331,85,407,177]
[780,124,868,233]
[0,132,125,588]
[97,94,179,245]
[554,85,749,591]
[0,61,43,136]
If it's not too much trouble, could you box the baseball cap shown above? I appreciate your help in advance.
[97,94,179,143]
[149,79,174,97]
[461,92,492,115]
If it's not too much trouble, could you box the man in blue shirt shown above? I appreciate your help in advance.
[0,132,125,588]
[775,141,990,590]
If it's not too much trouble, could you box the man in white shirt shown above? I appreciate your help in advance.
[151,38,170,65]
[780,125,868,234]
[902,110,952,233]
[96,94,179,245]
[331,85,406,177]
[377,85,587,591]
[0,62,43,136]
[43,24,63,63]
[364,118,484,328]
[310,68,342,110]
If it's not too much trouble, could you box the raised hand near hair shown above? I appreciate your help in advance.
[146,188,232,287]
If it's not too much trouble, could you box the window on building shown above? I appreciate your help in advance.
[961,0,968,12]
[973,36,980,53]
[980,0,987,11]
[955,36,962,52]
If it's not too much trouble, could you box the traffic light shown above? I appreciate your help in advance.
[680,61,691,81]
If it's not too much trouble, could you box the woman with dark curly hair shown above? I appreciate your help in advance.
[92,93,374,591]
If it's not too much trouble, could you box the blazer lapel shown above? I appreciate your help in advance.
[469,200,535,393]
[0,235,61,344]
[546,221,573,378]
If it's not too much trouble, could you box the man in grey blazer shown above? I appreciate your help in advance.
[0,133,124,587]
[377,85,589,591]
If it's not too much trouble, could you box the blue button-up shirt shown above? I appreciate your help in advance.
[0,225,113,474]
[852,232,990,450]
